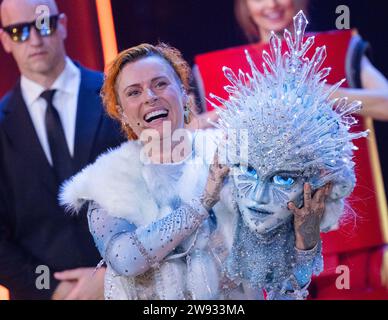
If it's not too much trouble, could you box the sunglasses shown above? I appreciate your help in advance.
[2,14,62,43]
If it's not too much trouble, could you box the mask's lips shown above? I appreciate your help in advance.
[247,207,274,218]
[144,109,169,123]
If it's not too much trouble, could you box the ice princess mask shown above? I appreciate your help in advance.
[211,11,367,234]
[232,166,310,234]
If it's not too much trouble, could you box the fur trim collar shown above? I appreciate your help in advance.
[59,130,219,226]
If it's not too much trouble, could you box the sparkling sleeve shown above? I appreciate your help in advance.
[266,240,323,300]
[87,199,209,278]
[87,201,137,257]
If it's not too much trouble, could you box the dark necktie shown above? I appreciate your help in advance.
[41,90,73,183]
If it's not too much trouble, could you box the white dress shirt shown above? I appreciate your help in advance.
[20,57,81,165]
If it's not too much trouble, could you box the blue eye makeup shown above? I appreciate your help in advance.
[239,165,258,179]
[272,175,295,186]
[236,164,300,188]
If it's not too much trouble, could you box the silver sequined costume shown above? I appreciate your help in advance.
[60,130,322,300]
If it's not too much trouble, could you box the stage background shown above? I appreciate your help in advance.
[0,0,387,300]
[110,0,388,193]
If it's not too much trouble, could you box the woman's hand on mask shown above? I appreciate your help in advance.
[288,183,332,250]
[201,151,230,211]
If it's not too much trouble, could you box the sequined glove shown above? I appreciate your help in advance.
[87,199,209,278]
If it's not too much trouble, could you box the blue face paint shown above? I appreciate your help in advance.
[232,165,305,234]
[272,175,295,187]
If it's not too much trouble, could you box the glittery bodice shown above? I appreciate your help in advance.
[226,217,296,291]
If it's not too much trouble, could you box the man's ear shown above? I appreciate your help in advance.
[57,13,67,40]
[0,29,12,53]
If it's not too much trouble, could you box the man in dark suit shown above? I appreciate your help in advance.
[0,0,124,299]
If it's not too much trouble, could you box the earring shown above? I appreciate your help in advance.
[118,107,131,128]
[184,104,191,124]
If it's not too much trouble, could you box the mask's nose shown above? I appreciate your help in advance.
[251,180,270,204]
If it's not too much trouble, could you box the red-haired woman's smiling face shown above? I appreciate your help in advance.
[116,56,187,140]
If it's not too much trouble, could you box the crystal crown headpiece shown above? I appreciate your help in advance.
[210,11,368,187]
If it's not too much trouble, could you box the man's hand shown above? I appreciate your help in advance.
[51,279,77,300]
[288,183,332,250]
[53,267,105,300]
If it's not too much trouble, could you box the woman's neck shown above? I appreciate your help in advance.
[144,130,193,164]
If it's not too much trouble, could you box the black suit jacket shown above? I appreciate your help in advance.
[0,64,125,299]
